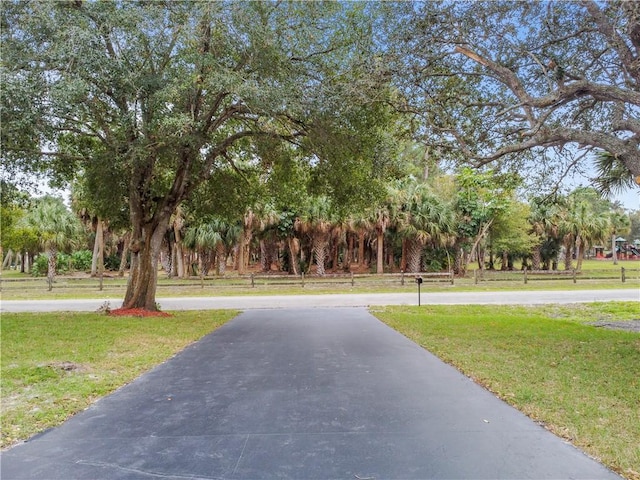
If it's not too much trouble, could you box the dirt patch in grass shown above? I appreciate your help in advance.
[47,361,87,372]
[108,308,172,317]
[590,319,640,332]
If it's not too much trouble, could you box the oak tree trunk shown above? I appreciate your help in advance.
[122,221,167,311]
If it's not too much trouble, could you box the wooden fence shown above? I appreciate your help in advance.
[0,267,634,294]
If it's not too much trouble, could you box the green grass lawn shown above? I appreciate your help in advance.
[372,302,640,480]
[0,310,238,449]
[2,292,640,478]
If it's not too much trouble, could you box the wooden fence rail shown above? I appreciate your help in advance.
[0,267,634,293]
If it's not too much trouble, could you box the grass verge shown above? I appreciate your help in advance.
[372,302,640,480]
[0,310,238,449]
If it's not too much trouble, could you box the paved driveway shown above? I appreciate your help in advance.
[1,308,620,479]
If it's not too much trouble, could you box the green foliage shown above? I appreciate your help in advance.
[21,196,84,255]
[104,253,123,271]
[592,151,637,197]
[490,198,537,257]
[385,1,640,184]
[455,167,519,244]
[70,249,92,271]
[32,252,76,276]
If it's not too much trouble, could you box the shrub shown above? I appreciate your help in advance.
[71,250,92,271]
[30,255,48,277]
[104,253,123,271]
[31,253,71,277]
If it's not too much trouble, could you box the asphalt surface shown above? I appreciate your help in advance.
[1,288,638,312]
[1,308,622,479]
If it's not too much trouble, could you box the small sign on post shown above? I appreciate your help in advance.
[415,276,423,306]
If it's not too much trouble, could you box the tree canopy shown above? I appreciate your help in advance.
[386,0,640,187]
[2,1,639,308]
[1,1,395,308]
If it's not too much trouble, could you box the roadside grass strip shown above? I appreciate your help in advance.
[373,302,640,480]
[0,310,237,449]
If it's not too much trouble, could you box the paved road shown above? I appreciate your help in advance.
[1,288,638,312]
[1,308,621,479]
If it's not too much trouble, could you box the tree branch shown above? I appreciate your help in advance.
[581,0,640,84]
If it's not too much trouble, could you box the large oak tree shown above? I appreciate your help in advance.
[386,0,640,188]
[2,1,387,309]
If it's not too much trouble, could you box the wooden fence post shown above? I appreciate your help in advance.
[351,272,354,287]
[250,273,255,288]
[572,269,576,284]
[301,272,305,288]
[401,270,405,286]
[621,267,626,283]
[523,267,528,284]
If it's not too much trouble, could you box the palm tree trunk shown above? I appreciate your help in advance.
[343,233,353,272]
[2,249,13,270]
[357,230,366,267]
[312,235,329,276]
[118,232,130,277]
[376,230,384,274]
[532,246,541,270]
[91,218,104,277]
[501,251,508,271]
[173,232,185,279]
[47,247,57,286]
[400,239,407,272]
[332,239,339,272]
[260,240,268,272]
[237,230,251,274]
[288,237,300,275]
[575,236,584,271]
[406,239,423,273]
[216,243,226,275]
[563,239,573,271]
[453,242,466,276]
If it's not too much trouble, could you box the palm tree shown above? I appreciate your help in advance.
[183,220,222,281]
[254,203,279,272]
[22,196,82,285]
[592,151,637,198]
[298,196,334,276]
[370,194,393,274]
[528,199,561,270]
[398,183,455,273]
[609,211,632,265]
[571,202,610,271]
